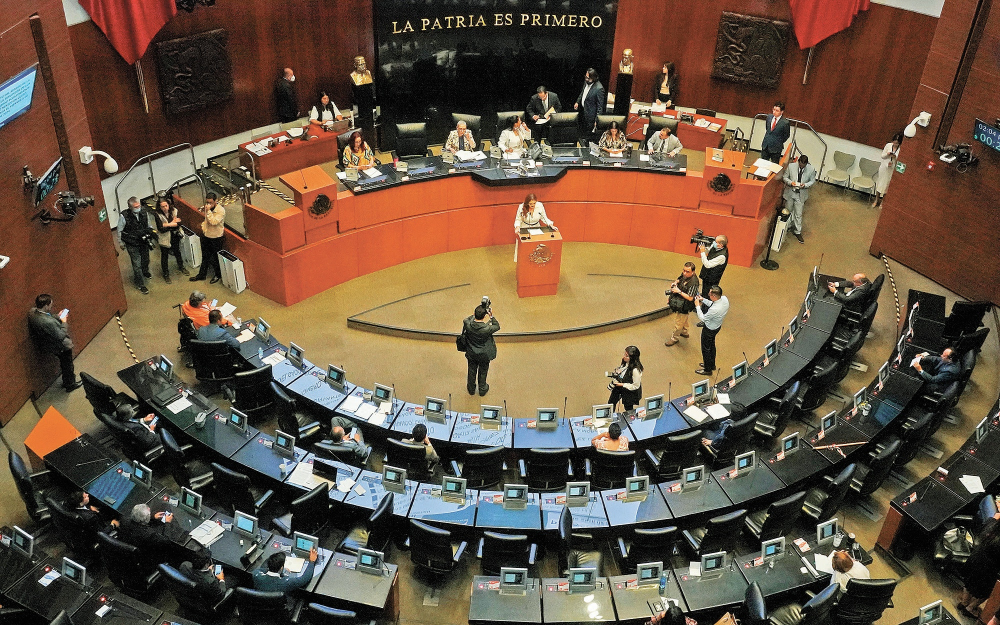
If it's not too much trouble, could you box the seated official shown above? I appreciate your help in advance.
[197,309,240,349]
[592,422,629,451]
[182,291,229,330]
[114,404,161,454]
[831,550,870,591]
[701,417,735,452]
[309,91,343,126]
[180,549,227,602]
[445,120,476,153]
[342,131,376,169]
[911,347,961,393]
[117,504,177,567]
[253,548,318,593]
[403,423,439,472]
[325,425,369,462]
[66,490,119,534]
[498,115,532,157]
[598,121,629,155]
[827,273,871,311]
[650,602,694,625]
[647,126,683,157]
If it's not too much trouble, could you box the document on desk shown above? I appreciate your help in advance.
[218,302,237,318]
[337,477,356,493]
[688,562,701,577]
[263,352,286,366]
[960,474,985,494]
[341,395,364,413]
[639,154,650,161]
[716,392,730,404]
[527,228,544,236]
[236,329,255,343]
[706,403,730,420]
[694,118,710,128]
[650,102,667,113]
[752,158,783,174]
[284,556,306,574]
[355,403,377,421]
[369,412,387,426]
[683,405,709,423]
[814,552,835,574]
[167,396,193,415]
[190,519,225,547]
[363,167,382,178]
[336,172,347,180]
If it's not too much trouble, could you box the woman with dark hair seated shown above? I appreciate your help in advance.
[342,131,376,169]
[498,115,532,157]
[598,120,628,156]
[309,91,342,126]
[649,602,695,625]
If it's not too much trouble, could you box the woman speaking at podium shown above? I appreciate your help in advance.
[513,193,557,261]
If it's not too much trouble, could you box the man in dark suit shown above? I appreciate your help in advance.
[275,67,298,123]
[66,490,119,534]
[761,101,790,163]
[197,309,240,349]
[462,304,500,397]
[117,503,178,567]
[574,68,605,143]
[179,550,227,602]
[827,273,871,313]
[526,86,562,140]
[911,347,962,394]
[252,548,318,593]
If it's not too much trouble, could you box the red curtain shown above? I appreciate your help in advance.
[788,0,871,49]
[78,0,178,64]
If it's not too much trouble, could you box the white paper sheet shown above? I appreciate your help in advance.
[218,302,237,317]
[338,477,356,493]
[378,401,392,414]
[341,395,364,413]
[336,172,347,180]
[683,405,709,423]
[688,562,701,577]
[716,393,730,404]
[284,556,306,573]
[960,474,985,494]
[236,329,255,343]
[369,413,387,426]
[167,396,193,414]
[639,154,650,161]
[355,403,377,421]
[263,352,286,366]
[650,102,667,113]
[706,404,730,420]
[528,228,544,236]
[814,552,835,574]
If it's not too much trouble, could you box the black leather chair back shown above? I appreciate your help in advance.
[954,326,990,355]
[645,116,679,141]
[81,372,117,418]
[368,492,395,552]
[304,603,359,625]
[548,113,580,146]
[655,430,702,480]
[314,442,365,467]
[756,381,800,439]
[234,587,289,624]
[595,114,627,134]
[710,410,756,466]
[290,483,330,536]
[591,449,635,490]
[800,357,840,411]
[524,448,572,491]
[700,508,747,553]
[798,583,840,625]
[814,463,856,521]
[178,316,197,351]
[46,495,94,554]
[336,130,355,159]
[228,366,275,423]
[633,526,677,561]
[867,274,885,307]
[211,462,255,515]
[386,438,431,481]
[159,428,192,488]
[272,382,300,434]
[395,123,428,159]
[49,610,72,625]
[854,439,900,496]
[894,412,934,466]
[98,531,158,594]
[190,339,236,383]
[757,491,806,541]
[742,581,767,625]
[9,451,44,523]
[557,507,602,574]
[409,519,458,575]
[161,562,230,618]
[495,111,523,142]
[461,446,505,489]
[835,579,897,625]
[481,531,531,575]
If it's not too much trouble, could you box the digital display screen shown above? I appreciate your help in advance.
[276,433,291,449]
[374,385,392,400]
[288,343,303,364]
[693,381,709,398]
[181,489,201,512]
[134,465,146,481]
[646,396,663,411]
[821,412,837,431]
[444,480,461,492]
[920,602,943,625]
[569,485,586,497]
[977,417,990,443]
[427,399,444,413]
[230,409,247,429]
[764,543,779,556]
[295,535,315,552]
[483,408,499,420]
[737,453,753,470]
[629,480,643,491]
[360,553,376,566]
[328,365,345,384]
[704,556,723,571]
[685,469,703,483]
[506,488,525,499]
[33,157,63,206]
[783,435,798,452]
[819,519,837,540]
[12,527,31,556]
[62,558,85,586]
[504,571,522,584]
[255,318,270,341]
[594,406,611,419]
[878,363,889,383]
[765,340,778,358]
[235,513,256,534]
[158,357,172,375]
[572,572,589,584]
[539,410,556,421]
[385,469,401,482]
[789,317,799,335]
[974,119,1000,153]
[0,65,37,131]
[640,567,656,579]
[733,362,748,381]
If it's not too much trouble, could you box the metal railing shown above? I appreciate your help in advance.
[746,114,829,179]
[113,143,201,220]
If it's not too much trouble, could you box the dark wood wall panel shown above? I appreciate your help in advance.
[610,1,936,147]
[0,1,127,425]
[70,0,374,169]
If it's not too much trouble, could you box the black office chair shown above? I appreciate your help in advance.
[585,449,637,490]
[645,116,679,142]
[451,113,483,150]
[885,412,934,467]
[450,446,505,490]
[9,449,55,527]
[943,300,991,339]
[801,463,856,523]
[557,506,603,575]
[850,439,901,498]
[595,114,627,135]
[954,326,991,356]
[826,330,865,384]
[210,462,274,517]
[926,381,962,437]
[832,301,878,350]
[314,440,371,467]
[644,430,702,481]
[743,581,768,625]
[754,381,802,440]
[92,409,162,466]
[45,495,98,562]
[702,409,756,468]
[478,531,538,576]
[495,110,524,145]
[47,610,72,625]
[338,491,394,556]
[159,428,214,491]
[696,108,718,117]
[796,357,840,414]
[681,508,747,557]
[81,371,138,419]
[189,339,238,386]
[519,448,575,491]
[616,526,677,573]
[222,366,275,424]
[547,112,580,146]
[273,382,324,447]
[301,603,371,625]
[767,582,839,625]
[953,348,978,399]
[159,563,235,621]
[408,519,467,578]
[386,438,433,482]
[933,494,996,573]
[272,483,330,538]
[744,491,806,542]
[98,531,160,596]
[833,579,897,625]
[177,315,198,362]
[394,122,431,159]
[235,587,301,625]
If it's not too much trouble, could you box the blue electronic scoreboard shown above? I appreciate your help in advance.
[973,119,1000,153]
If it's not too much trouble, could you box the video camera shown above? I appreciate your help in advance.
[690,228,715,249]
[938,143,979,169]
[481,296,492,315]
[56,191,95,217]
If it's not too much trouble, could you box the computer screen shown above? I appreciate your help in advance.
[359,552,378,567]
[804,289,813,311]
[570,568,594,585]
[443,477,465,494]
[702,552,725,572]
[817,518,838,544]
[34,157,62,206]
[426,397,445,414]
[538,408,557,422]
[61,557,86,587]
[732,361,748,383]
[645,395,663,412]
[287,342,304,367]
[374,384,393,402]
[736,451,754,472]
[229,408,248,432]
[821,411,837,433]
[593,404,612,420]
[293,532,317,557]
[158,355,173,379]
[638,562,661,581]
[878,362,889,385]
[503,569,525,584]
[357,548,383,575]
[383,466,405,485]
[811,266,819,289]
[977,416,991,443]
[853,388,866,412]
[11,526,33,558]
[626,476,648,493]
[274,430,295,458]
[505,485,527,501]
[762,537,785,559]
[180,488,202,515]
[131,462,152,488]
[683,466,704,485]
[327,364,346,386]
[782,432,799,454]
[919,601,943,625]
[0,65,38,132]
[765,340,778,359]
[255,318,270,343]
[789,316,800,336]
[482,405,501,421]
[692,379,710,401]
[234,511,258,538]
[567,482,589,498]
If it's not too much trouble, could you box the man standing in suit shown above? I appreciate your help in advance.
[762,101,790,163]
[252,548,318,593]
[782,154,816,243]
[574,68,605,143]
[827,273,871,312]
[179,550,227,602]
[526,86,561,140]
[462,304,500,396]
[275,67,298,123]
[27,294,81,391]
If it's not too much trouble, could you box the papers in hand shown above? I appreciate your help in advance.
[814,552,835,574]
[684,405,710,423]
[534,117,549,125]
[218,302,237,317]
[341,395,364,413]
[284,556,306,574]
[706,403,730,420]
[960,474,985,494]
[167,396,193,414]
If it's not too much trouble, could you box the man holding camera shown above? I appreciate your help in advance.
[190,192,226,284]
[461,299,500,396]
[117,196,156,294]
[664,262,699,347]
[698,234,729,298]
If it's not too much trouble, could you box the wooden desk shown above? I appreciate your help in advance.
[516,229,563,297]
[240,129,340,179]
[279,166,338,222]
[626,111,727,152]
[24,406,81,469]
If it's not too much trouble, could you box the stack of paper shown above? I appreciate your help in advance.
[284,556,306,573]
[190,519,225,547]
[694,118,710,128]
[218,302,237,317]
[814,552,835,574]
[167,396,193,414]
[341,395,364,413]
[706,404,730,420]
[707,123,723,132]
[650,102,667,113]
[236,329,255,343]
[363,167,382,178]
[356,403,377,421]
[262,352,286,366]
[716,392,731,404]
[684,405,709,423]
[960,474,985,493]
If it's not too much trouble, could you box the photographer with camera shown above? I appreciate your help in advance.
[664,262,699,347]
[117,196,156,294]
[190,192,226,284]
[698,233,728,299]
[605,345,643,412]
[460,298,500,397]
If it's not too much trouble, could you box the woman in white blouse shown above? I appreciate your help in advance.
[607,345,643,411]
[309,92,343,126]
[513,193,557,261]
[498,115,532,157]
[872,132,902,207]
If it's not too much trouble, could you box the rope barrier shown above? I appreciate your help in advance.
[116,312,139,364]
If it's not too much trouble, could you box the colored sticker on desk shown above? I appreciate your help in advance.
[728,469,738,479]
[488,580,500,590]
[753,556,764,567]
[492,494,503,504]
[555,495,566,504]
[527,420,537,428]
[616,491,627,501]
[469,416,480,423]
[793,538,809,551]
[626,579,638,589]
[414,406,424,416]
[909,492,918,503]
[776,451,785,461]
[816,429,825,441]
[636,408,646,418]
[558,581,569,592]
[669,483,682,493]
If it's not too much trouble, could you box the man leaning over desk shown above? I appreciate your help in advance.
[526,86,561,139]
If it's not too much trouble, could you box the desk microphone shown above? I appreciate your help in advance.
[778,327,785,351]
[392,384,397,407]
[503,400,508,418]
[667,382,671,405]
[300,169,308,190]
[448,393,452,418]
[563,396,568,423]
[743,351,758,376]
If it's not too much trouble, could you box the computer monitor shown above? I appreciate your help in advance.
[691,379,711,404]
[811,266,819,290]
[481,405,502,430]
[566,482,590,507]
[804,289,813,312]
[816,518,838,545]
[229,408,248,433]
[425,396,447,423]
[625,476,649,502]
[637,561,663,586]
[327,364,346,390]
[592,404,613,422]
[682,466,704,491]
[158,355,174,380]
[701,551,726,575]
[735,451,755,476]
[373,383,393,405]
[761,537,785,561]
[568,567,597,592]
[918,601,944,625]
[502,484,529,510]
[382,466,407,494]
[356,548,384,576]
[179,487,203,517]
[233,511,259,539]
[789,316,800,337]
[254,318,270,343]
[287,342,304,368]
[61,557,86,588]
[878,362,889,386]
[536,408,559,431]
[33,157,63,206]
[645,395,664,415]
[292,531,318,558]
[976,416,991,444]
[853,388,867,413]
[821,411,837,434]
[764,339,778,360]
[731,361,749,386]
[441,476,467,502]
[130,461,153,489]
[273,430,296,459]
[11,526,33,559]
[500,567,528,593]
[781,432,800,456]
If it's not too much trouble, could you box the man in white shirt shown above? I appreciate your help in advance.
[694,286,729,376]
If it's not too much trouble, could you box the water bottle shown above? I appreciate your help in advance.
[658,571,667,596]
[258,347,264,360]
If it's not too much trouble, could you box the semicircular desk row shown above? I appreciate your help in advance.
[185,144,789,306]
[105,273,927,543]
